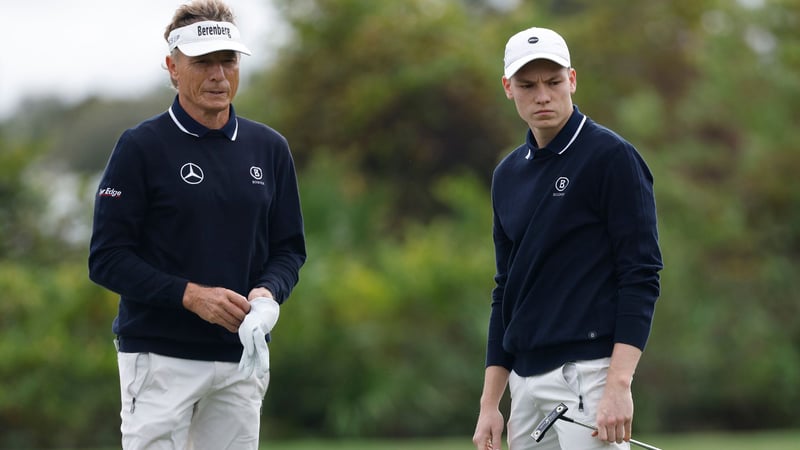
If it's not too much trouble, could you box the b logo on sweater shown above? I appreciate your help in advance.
[553,177,569,197]
[250,166,265,185]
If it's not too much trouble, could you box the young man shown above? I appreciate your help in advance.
[88,1,306,448]
[472,27,663,450]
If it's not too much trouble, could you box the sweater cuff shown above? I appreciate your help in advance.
[614,314,652,351]
[168,279,189,308]
[486,341,515,370]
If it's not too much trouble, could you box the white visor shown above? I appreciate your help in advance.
[167,20,251,56]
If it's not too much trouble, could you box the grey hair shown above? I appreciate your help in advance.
[163,0,238,88]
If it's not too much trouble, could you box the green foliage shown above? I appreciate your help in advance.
[0,131,49,261]
[266,160,493,437]
[240,0,516,218]
[1,0,800,446]
[46,92,173,174]
[0,263,119,448]
[632,0,800,431]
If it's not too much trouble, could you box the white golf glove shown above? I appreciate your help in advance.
[238,296,280,378]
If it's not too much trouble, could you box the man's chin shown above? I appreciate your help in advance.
[202,100,232,113]
[530,118,559,129]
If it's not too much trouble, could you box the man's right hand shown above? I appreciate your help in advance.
[182,282,250,332]
[473,408,505,450]
[473,365,509,450]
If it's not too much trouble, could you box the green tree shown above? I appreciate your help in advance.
[616,0,800,430]
[0,128,119,447]
[2,0,800,445]
[264,157,494,437]
[240,0,517,218]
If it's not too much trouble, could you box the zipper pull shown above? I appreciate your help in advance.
[578,395,584,412]
[131,397,136,414]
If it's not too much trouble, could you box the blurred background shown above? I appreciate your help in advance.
[1,0,799,448]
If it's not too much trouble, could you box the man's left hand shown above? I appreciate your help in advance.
[238,296,280,378]
[593,373,634,444]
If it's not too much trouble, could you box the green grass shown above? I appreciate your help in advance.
[268,438,469,450]
[637,430,800,450]
[57,430,800,450]
[267,430,800,450]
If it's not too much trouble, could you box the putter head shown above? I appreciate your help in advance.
[531,403,569,442]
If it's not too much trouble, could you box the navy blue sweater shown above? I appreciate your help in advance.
[487,106,662,376]
[89,96,306,362]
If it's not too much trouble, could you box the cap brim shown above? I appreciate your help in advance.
[177,41,252,57]
[504,54,570,79]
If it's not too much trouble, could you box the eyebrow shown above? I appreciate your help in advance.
[515,73,564,83]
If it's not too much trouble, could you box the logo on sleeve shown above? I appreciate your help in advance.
[553,177,569,197]
[98,187,122,198]
[180,163,204,185]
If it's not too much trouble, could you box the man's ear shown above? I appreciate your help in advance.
[502,76,513,99]
[166,55,179,85]
[569,67,577,94]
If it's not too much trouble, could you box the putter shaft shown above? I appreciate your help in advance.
[561,415,662,450]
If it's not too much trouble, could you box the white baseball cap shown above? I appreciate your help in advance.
[503,27,570,79]
[167,20,251,56]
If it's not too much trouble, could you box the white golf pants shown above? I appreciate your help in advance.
[117,351,269,450]
[507,357,630,450]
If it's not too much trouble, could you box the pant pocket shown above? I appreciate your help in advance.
[508,370,522,400]
[562,362,586,413]
[118,352,150,415]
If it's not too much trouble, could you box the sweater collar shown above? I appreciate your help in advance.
[525,105,587,160]
[168,95,239,141]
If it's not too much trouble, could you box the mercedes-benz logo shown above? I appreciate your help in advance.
[180,162,204,185]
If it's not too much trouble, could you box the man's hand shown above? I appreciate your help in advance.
[238,296,280,378]
[472,408,505,450]
[593,343,641,444]
[182,282,250,333]
[248,286,274,301]
[472,366,509,450]
[594,378,634,443]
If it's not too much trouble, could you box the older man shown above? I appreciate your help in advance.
[88,1,306,448]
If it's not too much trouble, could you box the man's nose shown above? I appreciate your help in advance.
[534,87,550,103]
[208,63,226,80]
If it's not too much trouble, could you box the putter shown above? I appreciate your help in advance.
[531,403,662,450]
